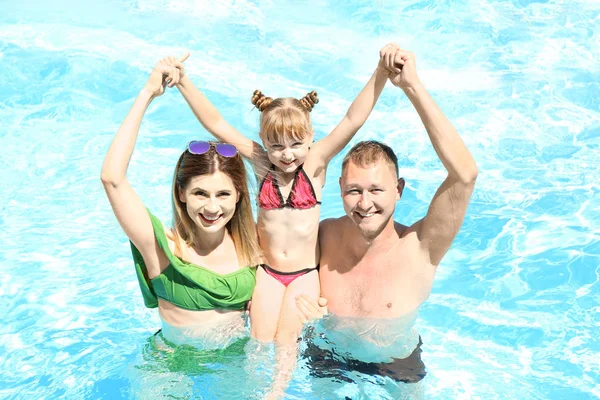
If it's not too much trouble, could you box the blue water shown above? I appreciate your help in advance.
[1,0,599,398]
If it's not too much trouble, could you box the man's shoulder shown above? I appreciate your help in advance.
[393,219,431,259]
[319,216,350,248]
[394,220,412,238]
[320,216,348,231]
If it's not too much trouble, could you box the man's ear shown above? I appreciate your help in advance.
[397,178,405,200]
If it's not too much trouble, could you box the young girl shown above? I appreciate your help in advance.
[166,44,397,345]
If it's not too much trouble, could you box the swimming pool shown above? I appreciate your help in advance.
[1,0,598,398]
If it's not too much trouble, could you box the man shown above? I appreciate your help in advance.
[296,45,478,385]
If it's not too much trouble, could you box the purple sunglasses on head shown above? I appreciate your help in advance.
[187,141,238,157]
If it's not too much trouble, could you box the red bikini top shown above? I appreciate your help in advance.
[258,165,321,210]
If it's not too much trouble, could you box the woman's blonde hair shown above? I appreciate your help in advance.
[171,146,261,266]
[251,89,319,144]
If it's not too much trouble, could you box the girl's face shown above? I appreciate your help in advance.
[264,135,313,174]
[179,171,240,234]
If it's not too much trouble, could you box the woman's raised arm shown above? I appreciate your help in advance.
[101,57,184,265]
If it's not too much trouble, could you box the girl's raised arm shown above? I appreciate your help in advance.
[309,44,398,168]
[167,56,265,163]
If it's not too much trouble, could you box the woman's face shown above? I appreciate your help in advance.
[179,171,240,234]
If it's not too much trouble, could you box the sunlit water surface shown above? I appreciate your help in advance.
[1,0,599,399]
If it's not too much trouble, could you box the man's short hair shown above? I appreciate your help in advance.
[342,140,399,177]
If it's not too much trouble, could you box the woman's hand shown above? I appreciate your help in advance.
[295,295,328,324]
[143,52,190,98]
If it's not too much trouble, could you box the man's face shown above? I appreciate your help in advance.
[340,160,403,236]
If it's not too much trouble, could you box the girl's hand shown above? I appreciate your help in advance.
[378,42,401,74]
[384,45,421,90]
[143,52,190,98]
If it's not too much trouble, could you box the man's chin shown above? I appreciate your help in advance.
[350,213,392,237]
[354,216,382,232]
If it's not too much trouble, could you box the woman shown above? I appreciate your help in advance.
[101,54,262,348]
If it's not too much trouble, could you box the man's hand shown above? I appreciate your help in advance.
[296,295,328,324]
[380,44,421,90]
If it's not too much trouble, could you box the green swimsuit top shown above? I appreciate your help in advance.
[130,210,256,311]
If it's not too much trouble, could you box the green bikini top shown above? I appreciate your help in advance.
[130,210,256,311]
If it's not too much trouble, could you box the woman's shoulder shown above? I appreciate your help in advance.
[164,224,175,240]
[163,225,180,257]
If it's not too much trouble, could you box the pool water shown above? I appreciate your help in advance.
[1,0,599,399]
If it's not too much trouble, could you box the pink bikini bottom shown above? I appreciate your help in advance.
[260,264,319,287]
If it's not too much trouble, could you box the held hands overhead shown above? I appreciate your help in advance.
[143,52,190,98]
[144,41,418,98]
[379,43,420,89]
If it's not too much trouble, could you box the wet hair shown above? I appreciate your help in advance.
[251,89,319,144]
[342,140,399,177]
[171,145,261,266]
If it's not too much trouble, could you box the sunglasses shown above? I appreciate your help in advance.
[187,141,238,157]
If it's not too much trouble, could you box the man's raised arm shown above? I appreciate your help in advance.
[388,47,478,266]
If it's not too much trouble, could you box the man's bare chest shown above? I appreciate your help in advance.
[320,253,431,318]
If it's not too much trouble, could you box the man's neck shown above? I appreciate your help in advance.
[347,217,400,258]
